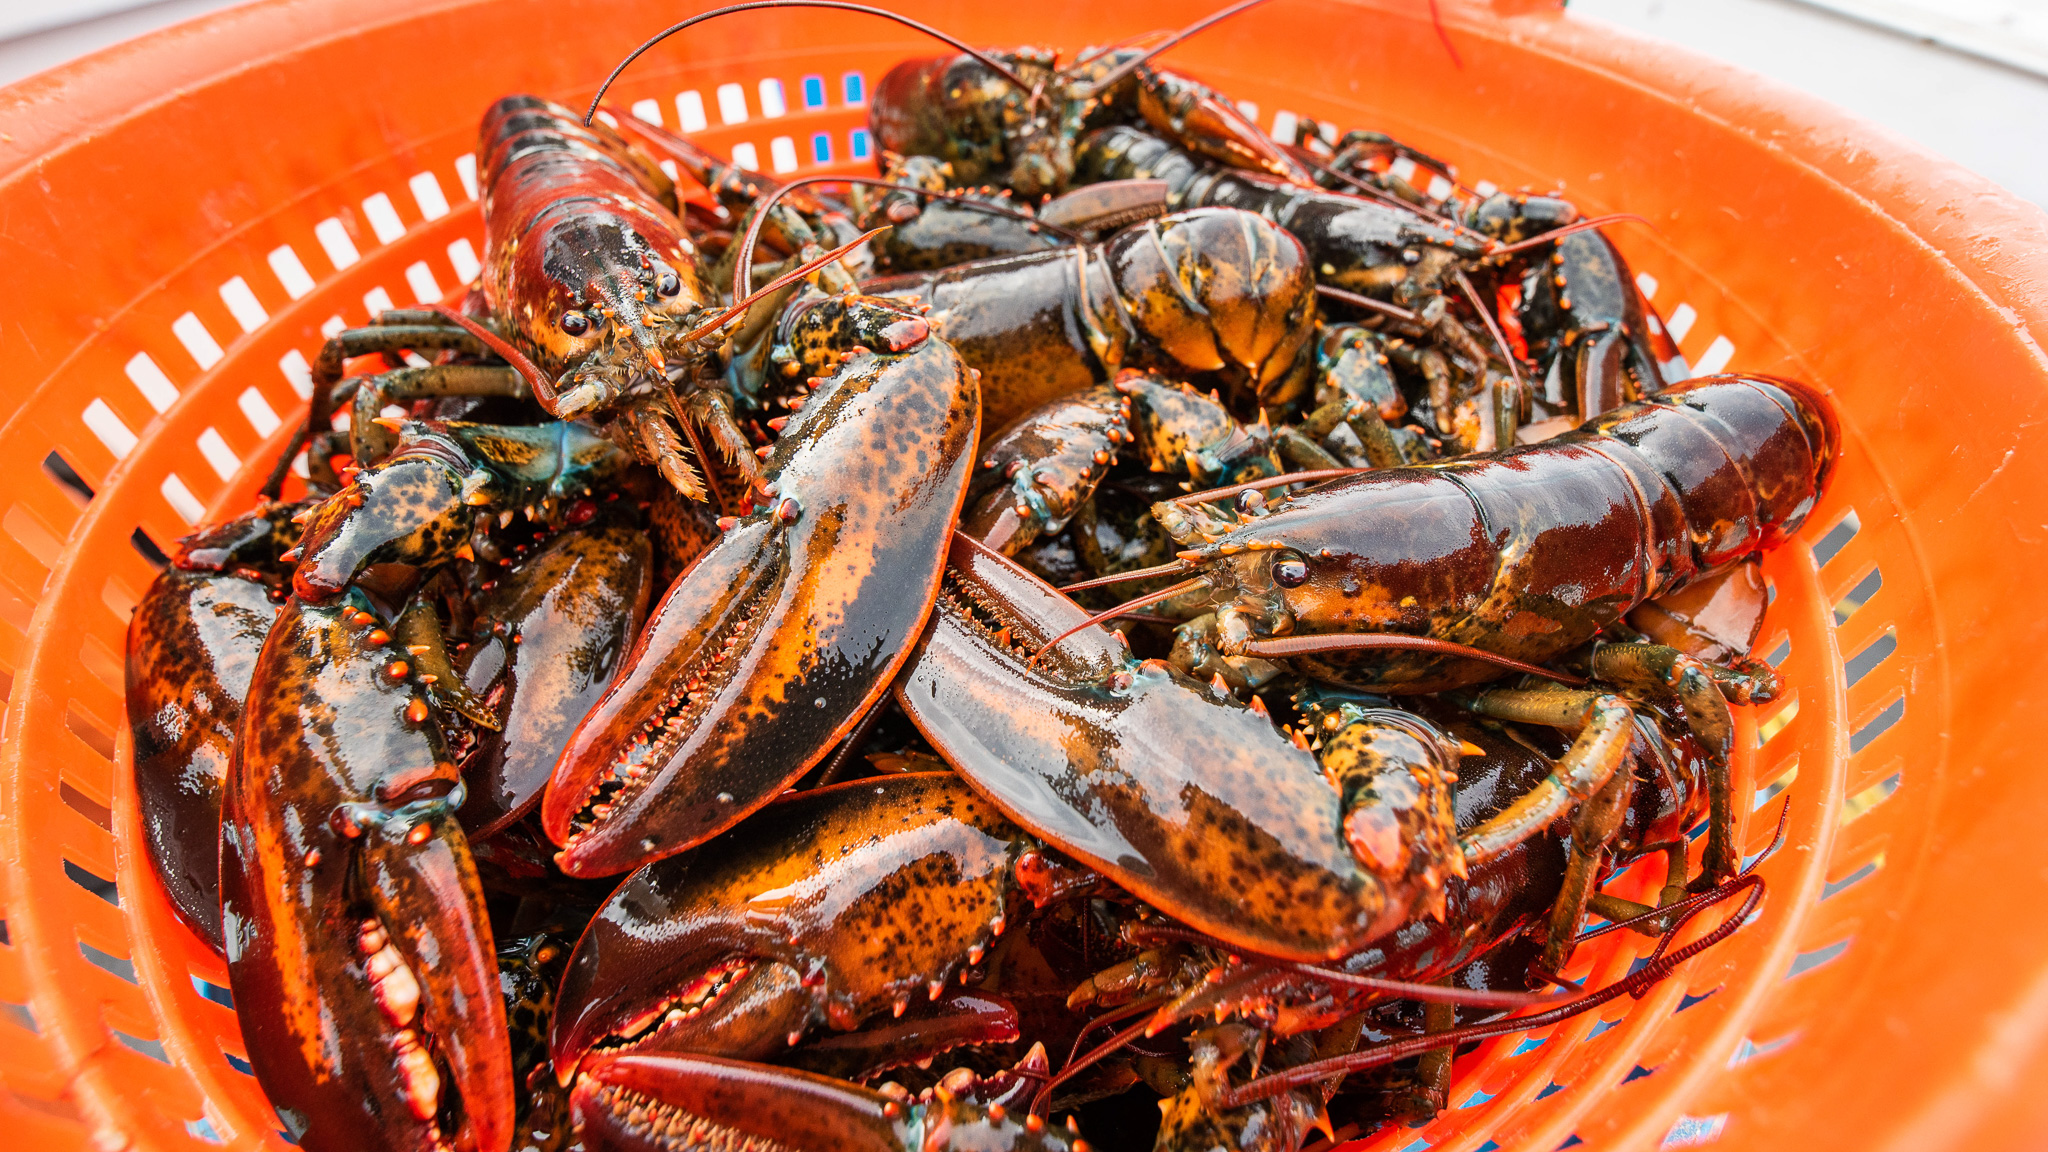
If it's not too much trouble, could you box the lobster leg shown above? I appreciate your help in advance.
[1589,641,1741,881]
[1539,763,1635,973]
[348,364,527,465]
[1454,687,1638,868]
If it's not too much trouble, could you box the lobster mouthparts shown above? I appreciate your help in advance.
[542,297,978,876]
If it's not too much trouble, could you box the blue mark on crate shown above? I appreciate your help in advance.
[1587,1016,1622,1039]
[1557,1135,1584,1149]
[850,128,871,160]
[112,1028,170,1063]
[2,1000,38,1034]
[812,132,832,163]
[1476,1143,1499,1152]
[0,919,10,945]
[1678,987,1719,1012]
[1510,1035,1545,1056]
[64,859,118,907]
[842,71,866,104]
[1727,1032,1799,1068]
[224,1049,255,1075]
[191,973,235,1009]
[1623,1064,1657,1084]
[1395,1137,1431,1152]
[1786,937,1852,978]
[81,941,137,983]
[802,74,826,108]
[1460,1088,1496,1108]
[1538,1081,1568,1099]
[1663,1113,1728,1148]
[185,1117,225,1144]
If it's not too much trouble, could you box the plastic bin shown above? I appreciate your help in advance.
[2,0,2046,1148]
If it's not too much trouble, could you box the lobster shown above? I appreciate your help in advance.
[1066,373,1832,892]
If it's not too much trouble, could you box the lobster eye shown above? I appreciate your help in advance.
[1272,553,1311,588]
[560,310,591,336]
[655,271,682,298]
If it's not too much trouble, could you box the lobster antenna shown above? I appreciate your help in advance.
[1485,213,1654,258]
[1427,0,1464,69]
[1123,923,1564,1009]
[1058,557,1193,592]
[680,226,889,344]
[1235,632,1586,686]
[1454,266,1527,397]
[588,0,1031,125]
[1029,575,1208,663]
[1215,871,1769,1106]
[1315,283,1422,325]
[1069,0,1278,94]
[728,172,1087,300]
[1162,467,1370,515]
[425,305,557,406]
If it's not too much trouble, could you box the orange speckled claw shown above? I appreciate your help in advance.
[220,590,512,1152]
[549,774,1036,1082]
[572,1050,1078,1152]
[541,295,978,876]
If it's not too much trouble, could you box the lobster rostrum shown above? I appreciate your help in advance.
[549,773,1077,1082]
[540,292,979,876]
[897,533,1474,962]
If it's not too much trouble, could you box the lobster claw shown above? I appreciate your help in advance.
[549,773,1031,1081]
[221,589,513,1152]
[900,535,1443,961]
[542,296,979,876]
[572,1051,1077,1152]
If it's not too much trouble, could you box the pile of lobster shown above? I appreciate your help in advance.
[124,3,1837,1149]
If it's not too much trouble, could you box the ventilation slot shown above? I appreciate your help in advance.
[43,451,94,504]
[1849,695,1904,754]
[1842,769,1903,825]
[1823,853,1884,900]
[130,527,171,568]
[1833,567,1882,624]
[1843,629,1896,687]
[80,941,137,983]
[110,1028,170,1063]
[190,974,234,1010]
[64,704,115,760]
[61,781,112,831]
[1810,509,1861,567]
[63,860,117,907]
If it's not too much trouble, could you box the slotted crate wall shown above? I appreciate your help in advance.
[0,1,2044,1149]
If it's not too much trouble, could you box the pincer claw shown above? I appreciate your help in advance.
[572,1051,1078,1152]
[542,295,979,877]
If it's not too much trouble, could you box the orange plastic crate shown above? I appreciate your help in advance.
[1,1,2044,1148]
